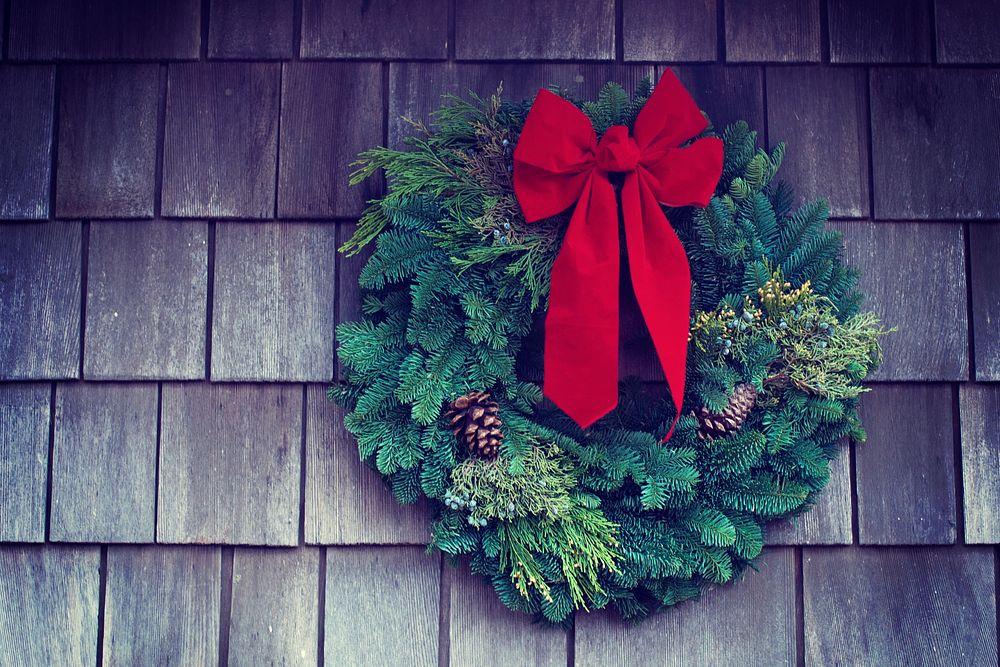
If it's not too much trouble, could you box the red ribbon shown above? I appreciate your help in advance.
[512,71,723,437]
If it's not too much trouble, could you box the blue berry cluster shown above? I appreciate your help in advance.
[443,490,488,528]
[492,221,512,245]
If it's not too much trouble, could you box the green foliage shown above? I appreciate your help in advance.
[332,80,889,625]
[448,445,578,522]
[493,500,621,612]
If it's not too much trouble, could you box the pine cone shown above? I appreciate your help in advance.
[445,391,503,459]
[694,383,758,440]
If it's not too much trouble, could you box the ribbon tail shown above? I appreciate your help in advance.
[621,174,692,440]
[543,174,620,429]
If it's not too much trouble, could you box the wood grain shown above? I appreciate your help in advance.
[828,0,931,63]
[0,222,82,380]
[229,547,320,666]
[335,221,373,381]
[672,65,765,136]
[277,62,384,219]
[388,62,655,149]
[448,565,567,666]
[724,0,821,62]
[158,383,302,545]
[8,0,200,60]
[0,545,100,667]
[623,0,716,62]
[935,0,1000,64]
[456,0,615,60]
[871,68,1000,219]
[50,382,158,543]
[766,66,870,218]
[833,221,968,381]
[84,220,208,380]
[324,546,440,667]
[212,222,337,382]
[103,545,220,666]
[301,0,448,59]
[56,65,159,219]
[803,546,997,666]
[0,383,51,543]
[969,223,1000,380]
[959,384,1000,544]
[0,66,54,220]
[766,443,853,545]
[856,384,957,545]
[162,63,280,219]
[304,386,428,544]
[209,0,294,59]
[576,548,796,666]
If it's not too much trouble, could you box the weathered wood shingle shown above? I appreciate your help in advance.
[162,63,280,219]
[623,0,717,62]
[871,68,1000,219]
[724,0,821,62]
[576,548,796,666]
[766,67,870,218]
[856,385,957,545]
[8,0,201,60]
[304,387,428,545]
[325,546,440,667]
[158,383,302,545]
[208,0,295,59]
[301,0,448,59]
[84,221,208,380]
[969,223,1000,380]
[0,66,54,220]
[229,547,319,665]
[0,222,82,380]
[828,0,932,63]
[834,221,968,381]
[212,222,337,382]
[959,384,1000,544]
[456,0,615,60]
[278,63,384,219]
[50,382,158,543]
[0,545,100,666]
[335,221,372,380]
[103,545,221,665]
[0,383,51,543]
[936,0,1000,63]
[803,546,997,666]
[672,65,765,138]
[449,566,567,666]
[766,445,853,545]
[56,65,159,220]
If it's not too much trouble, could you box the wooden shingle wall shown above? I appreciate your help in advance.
[0,1,998,664]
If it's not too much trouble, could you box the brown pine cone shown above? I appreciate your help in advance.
[445,391,503,459]
[694,383,758,440]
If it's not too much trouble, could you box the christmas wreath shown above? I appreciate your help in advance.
[331,71,887,624]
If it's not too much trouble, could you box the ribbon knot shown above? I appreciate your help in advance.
[596,125,640,172]
[512,71,724,438]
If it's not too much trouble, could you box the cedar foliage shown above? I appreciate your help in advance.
[332,80,888,625]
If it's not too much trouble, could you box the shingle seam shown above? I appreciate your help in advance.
[317,546,327,667]
[951,384,966,544]
[437,556,451,667]
[218,546,234,667]
[95,545,108,665]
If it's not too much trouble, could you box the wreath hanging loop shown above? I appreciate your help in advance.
[332,73,889,625]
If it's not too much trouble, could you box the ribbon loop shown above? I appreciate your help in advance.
[513,71,723,437]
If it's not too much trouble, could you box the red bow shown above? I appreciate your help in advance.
[512,71,723,437]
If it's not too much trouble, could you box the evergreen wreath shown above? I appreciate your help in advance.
[330,76,887,625]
